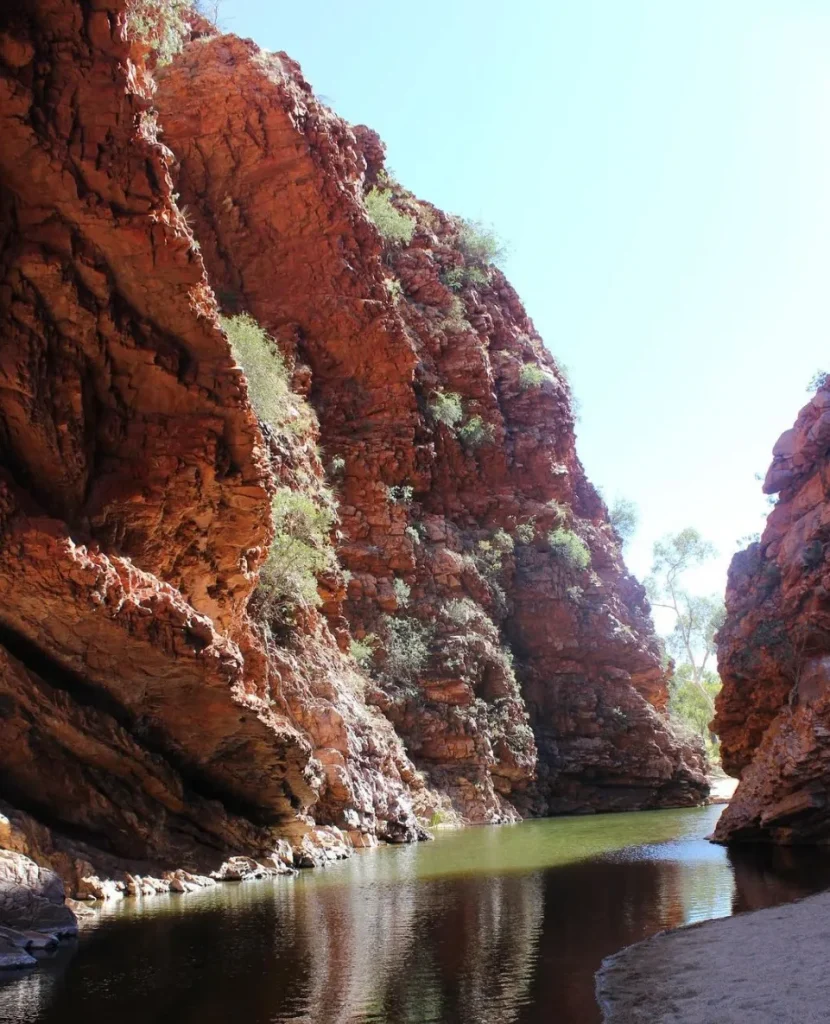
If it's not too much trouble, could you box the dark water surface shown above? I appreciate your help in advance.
[3,804,830,1024]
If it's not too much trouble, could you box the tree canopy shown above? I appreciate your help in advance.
[647,528,724,757]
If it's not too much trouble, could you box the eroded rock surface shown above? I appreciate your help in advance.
[715,380,830,843]
[0,0,705,910]
[155,31,706,819]
[0,0,426,896]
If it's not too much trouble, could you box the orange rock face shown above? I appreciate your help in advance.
[155,31,707,822]
[0,0,428,889]
[714,382,830,843]
[0,3,706,893]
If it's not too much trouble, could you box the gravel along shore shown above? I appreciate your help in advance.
[596,889,830,1024]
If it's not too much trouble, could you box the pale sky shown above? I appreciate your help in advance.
[222,0,830,622]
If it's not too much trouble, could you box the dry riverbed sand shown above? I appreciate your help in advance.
[596,888,830,1023]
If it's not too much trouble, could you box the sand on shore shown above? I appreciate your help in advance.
[596,889,830,1023]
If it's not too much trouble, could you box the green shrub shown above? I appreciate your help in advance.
[258,491,337,614]
[455,219,506,268]
[472,532,512,590]
[442,267,466,291]
[393,578,411,607]
[350,635,377,669]
[386,484,414,505]
[518,364,550,390]
[490,528,514,554]
[440,296,471,333]
[458,415,494,449]
[807,370,829,392]
[609,497,638,545]
[545,499,568,524]
[548,528,591,572]
[365,188,415,245]
[125,0,193,64]
[383,616,432,681]
[515,521,536,545]
[444,598,480,626]
[442,265,489,291]
[405,525,423,546]
[429,391,464,428]
[384,277,403,303]
[328,455,346,479]
[222,314,312,436]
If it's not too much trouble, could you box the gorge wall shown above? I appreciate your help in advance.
[0,0,706,897]
[715,380,830,844]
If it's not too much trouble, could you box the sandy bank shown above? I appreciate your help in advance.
[596,888,830,1023]
[708,775,738,804]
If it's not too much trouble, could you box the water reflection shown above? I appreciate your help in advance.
[2,805,830,1024]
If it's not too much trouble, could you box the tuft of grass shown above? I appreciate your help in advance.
[365,188,415,245]
[393,577,411,608]
[386,484,414,505]
[440,296,471,333]
[515,520,536,545]
[327,455,346,479]
[545,499,568,524]
[548,528,591,572]
[405,525,423,546]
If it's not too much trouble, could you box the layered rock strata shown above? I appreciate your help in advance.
[715,380,830,843]
[0,0,706,920]
[0,0,427,902]
[155,29,707,820]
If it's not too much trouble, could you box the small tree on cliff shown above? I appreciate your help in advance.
[647,528,725,740]
[609,497,638,547]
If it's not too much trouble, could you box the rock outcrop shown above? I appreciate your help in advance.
[0,0,705,913]
[155,29,706,819]
[714,380,830,843]
[0,0,427,899]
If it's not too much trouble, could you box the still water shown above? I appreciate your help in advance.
[3,805,830,1024]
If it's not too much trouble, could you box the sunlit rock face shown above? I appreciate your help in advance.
[715,379,830,843]
[0,0,705,899]
[155,29,707,820]
[0,0,427,892]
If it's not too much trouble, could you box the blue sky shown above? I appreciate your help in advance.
[224,0,830,612]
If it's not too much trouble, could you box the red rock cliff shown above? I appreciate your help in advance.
[0,0,428,893]
[714,380,830,843]
[0,2,706,895]
[154,31,707,821]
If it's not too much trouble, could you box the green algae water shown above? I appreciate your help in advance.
[3,804,830,1024]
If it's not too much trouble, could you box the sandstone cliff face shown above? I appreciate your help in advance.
[0,1,705,898]
[155,30,707,821]
[0,0,427,893]
[714,381,830,843]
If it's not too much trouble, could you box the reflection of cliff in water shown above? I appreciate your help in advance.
[7,810,830,1024]
[20,856,543,1024]
[516,850,734,1024]
[729,843,830,914]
